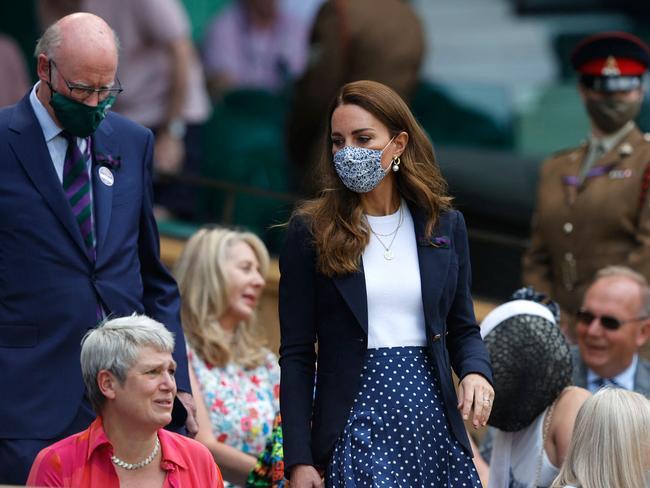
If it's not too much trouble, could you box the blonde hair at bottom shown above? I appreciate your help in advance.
[550,388,650,488]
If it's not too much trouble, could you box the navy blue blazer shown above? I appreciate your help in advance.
[278,206,493,471]
[0,93,190,439]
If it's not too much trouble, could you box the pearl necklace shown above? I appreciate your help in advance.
[368,205,404,261]
[111,436,160,470]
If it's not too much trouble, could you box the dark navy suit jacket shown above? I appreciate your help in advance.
[0,93,190,439]
[278,206,493,471]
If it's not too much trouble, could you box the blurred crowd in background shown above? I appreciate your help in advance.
[2,0,650,299]
[3,2,650,487]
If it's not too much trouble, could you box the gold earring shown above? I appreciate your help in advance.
[391,156,401,172]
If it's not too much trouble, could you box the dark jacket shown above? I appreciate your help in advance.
[278,206,493,471]
[0,93,189,439]
[571,346,650,396]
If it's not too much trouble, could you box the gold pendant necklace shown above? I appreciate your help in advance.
[368,205,404,261]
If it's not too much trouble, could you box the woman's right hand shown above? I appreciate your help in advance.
[291,464,324,488]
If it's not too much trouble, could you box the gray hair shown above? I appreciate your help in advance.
[34,21,121,59]
[80,314,175,413]
[595,265,650,316]
[34,23,63,58]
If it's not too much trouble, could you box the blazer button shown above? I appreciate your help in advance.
[432,334,441,342]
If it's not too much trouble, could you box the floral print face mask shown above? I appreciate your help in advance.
[333,137,394,193]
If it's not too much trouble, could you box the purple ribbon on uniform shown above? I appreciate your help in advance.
[562,163,616,187]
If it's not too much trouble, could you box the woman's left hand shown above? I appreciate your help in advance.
[457,373,494,429]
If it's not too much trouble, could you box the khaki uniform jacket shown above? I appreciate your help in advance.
[523,127,650,329]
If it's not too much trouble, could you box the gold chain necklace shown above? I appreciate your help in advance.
[368,205,404,260]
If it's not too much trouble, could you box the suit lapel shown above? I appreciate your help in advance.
[91,123,117,258]
[333,264,368,335]
[634,358,650,397]
[581,127,641,190]
[571,348,589,389]
[8,95,88,257]
[411,205,450,332]
[331,204,452,336]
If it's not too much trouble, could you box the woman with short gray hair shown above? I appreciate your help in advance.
[28,315,224,487]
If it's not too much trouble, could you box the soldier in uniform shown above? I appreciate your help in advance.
[523,32,650,351]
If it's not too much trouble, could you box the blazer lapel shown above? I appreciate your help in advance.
[332,205,452,337]
[91,122,117,258]
[333,262,369,335]
[634,358,650,397]
[581,128,641,189]
[8,94,88,257]
[411,205,450,333]
[570,347,589,389]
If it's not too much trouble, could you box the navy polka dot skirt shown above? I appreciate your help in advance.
[326,347,481,488]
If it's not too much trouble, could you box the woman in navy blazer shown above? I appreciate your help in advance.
[279,80,494,487]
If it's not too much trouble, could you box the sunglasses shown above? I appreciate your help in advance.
[575,308,648,330]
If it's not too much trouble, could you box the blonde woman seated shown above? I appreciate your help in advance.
[551,388,650,488]
[27,315,224,487]
[175,227,278,487]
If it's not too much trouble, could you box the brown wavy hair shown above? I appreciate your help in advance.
[294,80,452,277]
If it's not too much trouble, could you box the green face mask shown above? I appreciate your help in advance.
[48,88,115,137]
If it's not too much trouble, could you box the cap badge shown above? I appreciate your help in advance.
[602,56,621,76]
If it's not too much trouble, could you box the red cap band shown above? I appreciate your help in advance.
[579,57,647,76]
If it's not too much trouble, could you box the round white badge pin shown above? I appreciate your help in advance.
[98,166,114,187]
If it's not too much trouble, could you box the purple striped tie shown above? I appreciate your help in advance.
[61,131,95,261]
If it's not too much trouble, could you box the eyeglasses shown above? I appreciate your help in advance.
[575,308,648,330]
[49,60,123,102]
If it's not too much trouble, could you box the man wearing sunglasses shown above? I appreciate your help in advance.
[0,13,196,484]
[572,266,650,395]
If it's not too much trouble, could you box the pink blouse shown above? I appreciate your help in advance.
[27,417,224,487]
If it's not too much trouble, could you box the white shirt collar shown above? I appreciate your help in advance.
[587,354,638,391]
[29,81,62,143]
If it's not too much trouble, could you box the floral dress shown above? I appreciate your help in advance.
[189,347,280,488]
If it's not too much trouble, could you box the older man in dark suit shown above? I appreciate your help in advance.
[0,12,196,484]
[572,266,650,396]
